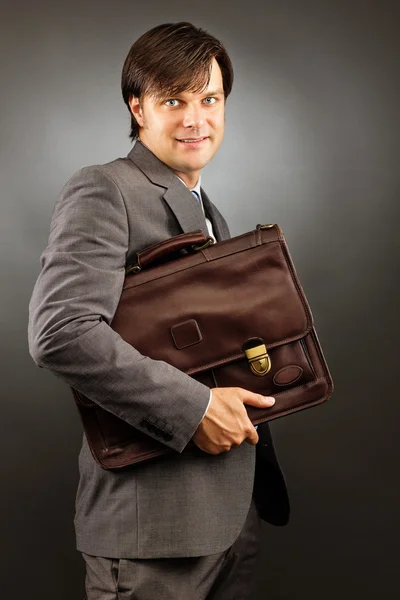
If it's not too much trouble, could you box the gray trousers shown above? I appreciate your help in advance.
[82,498,262,600]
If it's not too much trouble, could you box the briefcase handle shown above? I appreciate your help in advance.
[126,230,214,274]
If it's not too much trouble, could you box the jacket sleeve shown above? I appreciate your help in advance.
[28,166,211,453]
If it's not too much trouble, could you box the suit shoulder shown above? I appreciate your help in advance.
[52,157,138,224]
[67,156,138,189]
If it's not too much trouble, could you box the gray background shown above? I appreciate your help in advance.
[1,0,399,598]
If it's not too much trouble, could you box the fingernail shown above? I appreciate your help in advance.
[264,396,275,405]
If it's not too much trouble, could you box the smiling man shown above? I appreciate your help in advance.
[28,22,289,600]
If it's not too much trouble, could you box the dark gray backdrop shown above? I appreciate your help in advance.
[1,1,399,598]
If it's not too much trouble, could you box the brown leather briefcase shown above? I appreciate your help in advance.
[72,224,334,469]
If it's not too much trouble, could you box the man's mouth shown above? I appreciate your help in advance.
[176,137,208,145]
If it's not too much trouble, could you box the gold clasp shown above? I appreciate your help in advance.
[243,339,272,377]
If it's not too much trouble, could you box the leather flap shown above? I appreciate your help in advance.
[111,226,313,375]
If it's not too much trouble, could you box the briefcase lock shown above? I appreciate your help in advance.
[242,339,272,376]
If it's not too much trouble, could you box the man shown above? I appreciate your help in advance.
[28,22,289,600]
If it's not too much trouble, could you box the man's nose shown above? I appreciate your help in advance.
[181,104,206,129]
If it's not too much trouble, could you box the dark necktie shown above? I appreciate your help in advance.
[191,190,201,204]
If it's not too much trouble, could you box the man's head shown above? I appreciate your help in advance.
[121,22,233,186]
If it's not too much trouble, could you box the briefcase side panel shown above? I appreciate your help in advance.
[72,389,172,469]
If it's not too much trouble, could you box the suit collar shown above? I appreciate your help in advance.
[128,139,175,188]
[128,140,223,242]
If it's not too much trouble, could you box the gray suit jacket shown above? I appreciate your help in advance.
[28,140,287,559]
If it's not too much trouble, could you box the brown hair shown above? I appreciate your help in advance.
[121,22,234,141]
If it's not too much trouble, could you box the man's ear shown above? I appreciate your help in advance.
[128,96,144,127]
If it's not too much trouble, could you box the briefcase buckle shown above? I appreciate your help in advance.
[191,237,214,251]
[125,264,141,274]
[243,341,272,376]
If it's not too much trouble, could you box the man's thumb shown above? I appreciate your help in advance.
[242,392,275,407]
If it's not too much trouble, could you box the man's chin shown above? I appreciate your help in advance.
[180,152,217,170]
[171,158,209,174]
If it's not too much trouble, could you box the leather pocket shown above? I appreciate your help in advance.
[211,337,316,395]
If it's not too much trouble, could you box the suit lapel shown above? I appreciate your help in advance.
[128,140,224,241]
[163,178,209,238]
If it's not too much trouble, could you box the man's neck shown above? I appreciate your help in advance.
[172,170,200,189]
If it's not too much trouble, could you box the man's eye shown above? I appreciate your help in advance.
[203,97,216,104]
[165,99,179,107]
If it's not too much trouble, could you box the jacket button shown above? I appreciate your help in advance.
[163,432,173,441]
[140,419,149,429]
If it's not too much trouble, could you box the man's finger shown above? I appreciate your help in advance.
[242,392,275,408]
[244,424,259,446]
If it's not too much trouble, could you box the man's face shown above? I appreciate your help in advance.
[129,58,225,187]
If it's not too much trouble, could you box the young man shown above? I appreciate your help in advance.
[28,22,289,600]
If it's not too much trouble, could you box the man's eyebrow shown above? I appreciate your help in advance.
[203,89,224,96]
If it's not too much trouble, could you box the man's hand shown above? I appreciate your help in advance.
[192,387,275,455]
